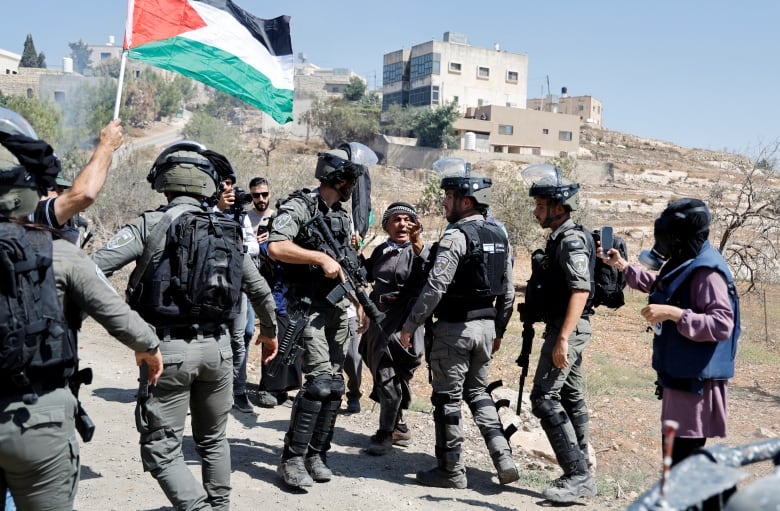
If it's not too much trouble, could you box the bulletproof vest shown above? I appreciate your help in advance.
[281,189,354,300]
[128,205,244,327]
[526,224,595,323]
[0,221,76,389]
[650,242,740,393]
[435,220,508,321]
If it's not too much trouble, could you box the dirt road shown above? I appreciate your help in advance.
[72,320,615,511]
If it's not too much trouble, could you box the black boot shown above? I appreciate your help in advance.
[306,399,340,482]
[278,394,321,488]
[416,404,466,489]
[485,433,520,485]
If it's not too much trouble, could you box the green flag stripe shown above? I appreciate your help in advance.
[129,36,293,124]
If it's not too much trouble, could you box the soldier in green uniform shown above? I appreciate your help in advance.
[92,141,278,511]
[522,163,597,503]
[0,106,163,511]
[268,147,367,489]
[400,159,518,489]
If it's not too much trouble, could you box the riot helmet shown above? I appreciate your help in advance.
[0,106,60,217]
[434,157,492,208]
[522,163,580,211]
[639,197,711,270]
[315,147,366,184]
[147,140,224,198]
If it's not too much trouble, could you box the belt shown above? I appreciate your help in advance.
[156,324,226,340]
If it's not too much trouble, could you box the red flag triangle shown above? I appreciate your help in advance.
[125,0,207,49]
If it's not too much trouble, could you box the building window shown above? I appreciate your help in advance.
[431,85,440,105]
[54,91,66,103]
[498,125,513,135]
[559,131,573,141]
[410,52,441,80]
[452,95,459,104]
[542,128,549,135]
[449,62,461,74]
[26,88,33,99]
[409,85,437,107]
[477,66,490,79]
[383,61,404,85]
[100,52,112,60]
[578,104,584,112]
[506,70,518,83]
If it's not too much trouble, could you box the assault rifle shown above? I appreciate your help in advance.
[515,303,536,414]
[70,367,96,442]
[266,296,311,378]
[306,214,385,327]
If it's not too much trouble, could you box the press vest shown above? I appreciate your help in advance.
[650,242,740,393]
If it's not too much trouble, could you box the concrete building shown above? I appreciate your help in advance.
[1,49,21,75]
[382,32,528,113]
[527,87,603,127]
[453,104,580,158]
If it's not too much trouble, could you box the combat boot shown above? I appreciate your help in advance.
[277,456,313,488]
[542,470,597,503]
[304,453,332,482]
[366,429,393,456]
[492,451,520,485]
[391,424,412,447]
[416,466,467,489]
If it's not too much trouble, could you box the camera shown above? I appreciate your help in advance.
[232,186,253,209]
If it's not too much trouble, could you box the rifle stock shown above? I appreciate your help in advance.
[267,297,310,377]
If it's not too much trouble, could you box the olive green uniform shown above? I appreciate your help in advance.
[1,239,159,511]
[268,189,351,486]
[529,218,594,490]
[403,214,515,482]
[92,195,276,511]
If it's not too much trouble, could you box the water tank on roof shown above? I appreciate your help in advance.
[464,132,476,151]
[63,57,73,74]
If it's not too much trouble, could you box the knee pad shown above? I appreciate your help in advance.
[329,373,345,400]
[565,399,589,426]
[532,398,568,429]
[432,392,460,425]
[304,374,333,401]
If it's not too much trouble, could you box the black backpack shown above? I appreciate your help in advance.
[590,229,628,309]
[0,221,75,384]
[128,207,244,325]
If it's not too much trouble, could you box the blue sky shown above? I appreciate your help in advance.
[2,1,777,154]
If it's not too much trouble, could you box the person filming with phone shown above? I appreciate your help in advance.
[600,197,740,511]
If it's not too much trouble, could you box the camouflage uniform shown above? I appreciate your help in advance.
[269,189,351,486]
[403,214,516,487]
[1,239,159,511]
[92,195,276,511]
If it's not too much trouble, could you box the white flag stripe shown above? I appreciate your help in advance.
[179,2,293,90]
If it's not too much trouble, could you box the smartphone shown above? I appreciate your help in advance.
[600,226,614,259]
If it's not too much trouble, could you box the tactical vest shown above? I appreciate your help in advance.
[435,220,508,321]
[525,224,596,323]
[650,242,740,394]
[0,222,76,391]
[281,189,355,301]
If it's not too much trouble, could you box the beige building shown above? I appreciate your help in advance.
[382,32,528,112]
[527,87,603,127]
[453,105,580,158]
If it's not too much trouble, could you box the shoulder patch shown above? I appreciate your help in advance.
[105,227,135,250]
[432,256,450,277]
[438,238,453,250]
[572,253,589,274]
[273,212,292,230]
[565,237,585,251]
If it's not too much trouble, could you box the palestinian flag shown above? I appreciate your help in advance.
[124,0,293,124]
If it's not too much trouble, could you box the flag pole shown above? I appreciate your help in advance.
[113,51,128,120]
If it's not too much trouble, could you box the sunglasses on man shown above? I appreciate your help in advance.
[252,192,269,198]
